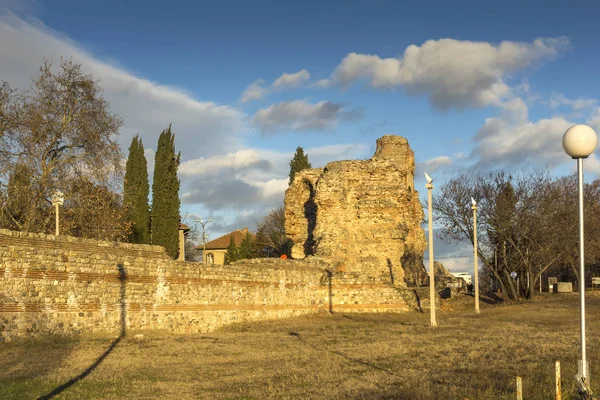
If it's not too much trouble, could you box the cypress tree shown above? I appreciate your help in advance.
[151,125,181,258]
[238,232,254,260]
[288,146,312,185]
[224,236,238,264]
[123,134,150,244]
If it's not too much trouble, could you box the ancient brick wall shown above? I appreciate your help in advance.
[284,135,428,286]
[0,229,410,341]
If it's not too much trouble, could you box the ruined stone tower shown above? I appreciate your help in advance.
[284,135,428,286]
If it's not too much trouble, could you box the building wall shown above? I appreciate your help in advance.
[0,229,412,342]
[204,249,226,265]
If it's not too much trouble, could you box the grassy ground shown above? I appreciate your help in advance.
[1,293,600,399]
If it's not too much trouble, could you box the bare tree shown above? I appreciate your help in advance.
[255,205,292,257]
[181,212,201,262]
[433,170,586,300]
[0,59,126,239]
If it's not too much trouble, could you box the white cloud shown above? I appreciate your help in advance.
[271,69,310,89]
[0,13,246,159]
[435,257,474,273]
[330,37,569,110]
[417,156,452,175]
[250,178,288,199]
[252,100,364,134]
[179,149,269,177]
[548,93,597,110]
[240,69,311,103]
[310,79,331,89]
[471,97,574,168]
[240,79,268,103]
[586,107,600,132]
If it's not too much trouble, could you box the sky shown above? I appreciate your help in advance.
[2,0,600,271]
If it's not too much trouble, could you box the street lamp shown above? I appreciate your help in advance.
[195,218,213,265]
[562,124,597,393]
[51,191,64,236]
[425,172,437,327]
[471,197,480,314]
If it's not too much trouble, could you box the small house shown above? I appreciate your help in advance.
[197,227,252,265]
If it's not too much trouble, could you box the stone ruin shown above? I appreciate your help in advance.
[434,261,467,298]
[284,135,428,286]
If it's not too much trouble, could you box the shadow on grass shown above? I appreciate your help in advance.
[288,331,393,375]
[37,263,127,400]
[460,291,505,305]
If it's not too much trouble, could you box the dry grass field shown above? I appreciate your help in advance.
[2,293,600,399]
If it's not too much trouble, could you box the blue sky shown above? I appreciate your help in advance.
[2,0,600,269]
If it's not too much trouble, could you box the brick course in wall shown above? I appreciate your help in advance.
[0,229,412,341]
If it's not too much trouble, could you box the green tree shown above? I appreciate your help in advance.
[288,146,312,185]
[123,134,150,244]
[151,125,181,258]
[224,235,238,264]
[238,232,254,260]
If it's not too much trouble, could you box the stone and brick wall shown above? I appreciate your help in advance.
[0,229,411,341]
[284,135,428,286]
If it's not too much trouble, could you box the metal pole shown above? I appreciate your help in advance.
[202,224,207,265]
[55,203,59,236]
[556,360,562,400]
[427,183,437,327]
[473,205,480,314]
[577,157,587,381]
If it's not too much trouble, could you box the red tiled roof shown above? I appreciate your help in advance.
[196,228,254,250]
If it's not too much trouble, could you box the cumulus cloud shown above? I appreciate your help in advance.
[271,69,310,89]
[548,93,597,110]
[0,13,245,159]
[182,178,266,211]
[240,69,312,103]
[310,79,331,88]
[471,97,574,168]
[330,37,569,110]
[417,156,452,175]
[588,107,600,132]
[179,149,272,177]
[240,79,269,103]
[252,100,364,134]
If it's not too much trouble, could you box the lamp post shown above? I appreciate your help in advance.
[195,218,213,265]
[425,172,437,327]
[562,124,597,392]
[471,197,480,314]
[51,191,64,236]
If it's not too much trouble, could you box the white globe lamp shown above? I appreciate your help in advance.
[562,124,597,159]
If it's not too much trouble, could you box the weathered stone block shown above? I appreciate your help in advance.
[555,282,573,293]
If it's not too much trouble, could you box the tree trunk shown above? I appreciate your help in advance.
[492,269,507,298]
[527,272,536,299]
[503,269,519,300]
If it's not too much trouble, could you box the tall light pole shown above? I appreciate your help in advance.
[51,191,64,236]
[562,124,597,393]
[195,218,213,265]
[471,197,480,314]
[425,172,437,327]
